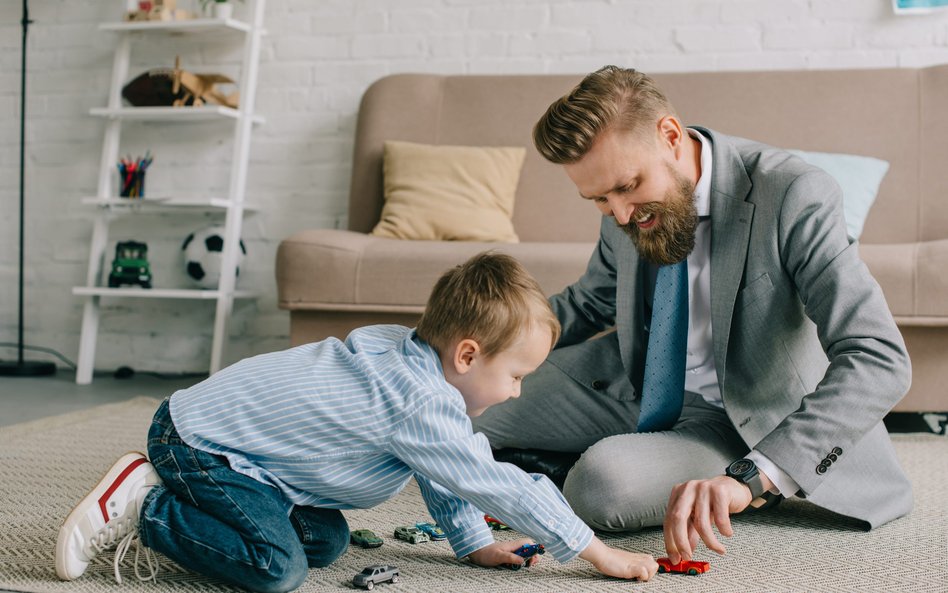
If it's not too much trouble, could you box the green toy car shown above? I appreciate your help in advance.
[350,529,383,549]
[108,240,152,288]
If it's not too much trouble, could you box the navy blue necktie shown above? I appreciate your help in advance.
[637,260,688,433]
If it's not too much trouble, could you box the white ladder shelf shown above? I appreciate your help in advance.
[73,1,266,384]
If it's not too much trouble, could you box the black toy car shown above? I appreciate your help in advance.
[108,240,152,288]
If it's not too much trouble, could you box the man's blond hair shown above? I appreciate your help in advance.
[416,252,560,358]
[533,65,676,164]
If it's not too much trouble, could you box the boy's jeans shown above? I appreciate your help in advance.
[139,399,349,593]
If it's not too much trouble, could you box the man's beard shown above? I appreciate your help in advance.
[617,163,698,266]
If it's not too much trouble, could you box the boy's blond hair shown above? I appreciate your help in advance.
[533,65,676,164]
[416,252,561,358]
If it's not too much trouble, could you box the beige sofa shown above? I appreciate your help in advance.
[277,66,948,412]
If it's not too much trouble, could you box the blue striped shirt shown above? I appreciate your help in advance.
[169,325,593,562]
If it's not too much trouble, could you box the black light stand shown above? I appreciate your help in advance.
[0,0,56,376]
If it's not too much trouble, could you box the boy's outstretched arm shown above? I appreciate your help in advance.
[579,537,658,581]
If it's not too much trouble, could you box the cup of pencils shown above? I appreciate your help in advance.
[118,152,152,198]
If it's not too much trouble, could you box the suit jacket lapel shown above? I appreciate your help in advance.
[699,128,754,388]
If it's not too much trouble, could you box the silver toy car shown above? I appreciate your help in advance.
[352,564,400,590]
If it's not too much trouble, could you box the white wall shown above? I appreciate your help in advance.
[2,0,948,375]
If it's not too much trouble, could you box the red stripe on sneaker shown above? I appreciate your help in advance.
[98,457,148,524]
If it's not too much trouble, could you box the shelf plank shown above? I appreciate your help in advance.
[73,287,256,300]
[90,106,264,125]
[99,18,252,34]
[80,197,259,212]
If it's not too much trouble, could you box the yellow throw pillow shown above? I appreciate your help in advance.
[371,140,525,243]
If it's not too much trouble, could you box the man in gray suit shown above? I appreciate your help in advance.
[472,65,912,564]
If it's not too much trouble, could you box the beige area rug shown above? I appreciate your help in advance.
[1,396,946,593]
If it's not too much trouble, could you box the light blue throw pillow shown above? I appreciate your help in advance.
[787,149,890,240]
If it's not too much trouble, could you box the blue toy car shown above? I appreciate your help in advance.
[505,543,545,570]
[414,522,446,541]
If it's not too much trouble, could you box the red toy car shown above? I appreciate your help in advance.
[484,514,509,530]
[657,557,710,575]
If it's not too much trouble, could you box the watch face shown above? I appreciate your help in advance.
[729,459,754,477]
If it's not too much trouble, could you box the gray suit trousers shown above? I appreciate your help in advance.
[472,358,749,532]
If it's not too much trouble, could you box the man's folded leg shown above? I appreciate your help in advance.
[562,393,750,532]
[473,356,637,451]
[473,354,637,488]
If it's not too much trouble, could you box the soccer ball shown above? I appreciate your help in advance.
[181,226,246,289]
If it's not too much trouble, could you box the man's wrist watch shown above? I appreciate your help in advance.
[725,458,768,506]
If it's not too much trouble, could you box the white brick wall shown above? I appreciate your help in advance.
[2,0,948,375]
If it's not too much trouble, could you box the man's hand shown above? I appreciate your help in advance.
[579,536,658,581]
[467,539,542,569]
[663,475,754,564]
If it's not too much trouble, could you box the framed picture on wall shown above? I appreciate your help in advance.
[893,0,948,13]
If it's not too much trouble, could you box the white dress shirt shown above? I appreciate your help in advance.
[686,129,799,497]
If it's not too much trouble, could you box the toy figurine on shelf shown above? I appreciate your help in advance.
[124,0,194,22]
[108,241,153,289]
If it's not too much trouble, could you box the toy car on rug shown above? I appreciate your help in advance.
[352,565,399,590]
[414,521,446,541]
[393,526,429,544]
[350,529,383,549]
[657,557,711,575]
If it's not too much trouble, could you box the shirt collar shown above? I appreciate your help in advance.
[689,128,712,218]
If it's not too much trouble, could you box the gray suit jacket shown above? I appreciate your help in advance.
[546,128,913,528]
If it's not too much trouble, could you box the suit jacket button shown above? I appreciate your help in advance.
[591,380,607,390]
[827,453,838,462]
[832,447,843,456]
[816,464,827,475]
[820,458,832,467]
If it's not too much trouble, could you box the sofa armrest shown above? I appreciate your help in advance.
[277,229,373,310]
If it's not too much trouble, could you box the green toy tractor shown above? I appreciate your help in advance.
[108,240,153,288]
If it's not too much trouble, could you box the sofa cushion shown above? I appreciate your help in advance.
[370,141,525,243]
[788,150,889,240]
[277,229,594,310]
[859,239,948,322]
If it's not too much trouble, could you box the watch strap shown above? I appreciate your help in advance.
[743,471,766,500]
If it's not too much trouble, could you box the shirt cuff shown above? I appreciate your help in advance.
[446,519,496,560]
[747,450,800,497]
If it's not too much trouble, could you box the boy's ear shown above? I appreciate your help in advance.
[452,338,480,374]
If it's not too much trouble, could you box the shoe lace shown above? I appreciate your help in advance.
[113,530,159,584]
[86,517,158,584]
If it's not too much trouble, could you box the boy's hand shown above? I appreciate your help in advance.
[467,539,542,569]
[579,536,657,581]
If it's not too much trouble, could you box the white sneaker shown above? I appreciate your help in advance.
[55,451,161,582]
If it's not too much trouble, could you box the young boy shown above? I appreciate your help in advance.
[56,252,658,591]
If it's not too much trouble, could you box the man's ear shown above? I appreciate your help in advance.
[657,115,684,152]
[452,338,480,375]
